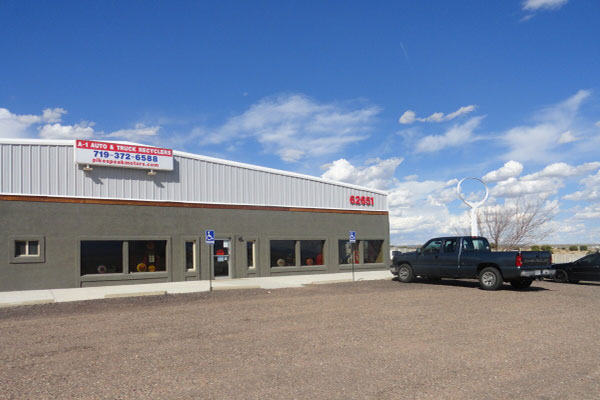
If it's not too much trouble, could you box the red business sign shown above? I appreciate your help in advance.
[74,140,174,171]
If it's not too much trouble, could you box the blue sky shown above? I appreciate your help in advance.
[1,0,599,244]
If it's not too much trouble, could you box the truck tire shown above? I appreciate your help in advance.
[510,280,533,290]
[478,267,503,290]
[397,264,415,283]
[554,269,568,283]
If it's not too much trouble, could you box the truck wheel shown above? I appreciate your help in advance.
[554,269,568,283]
[478,267,503,290]
[510,280,533,290]
[397,264,415,283]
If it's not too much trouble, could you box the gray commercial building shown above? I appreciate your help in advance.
[0,139,389,292]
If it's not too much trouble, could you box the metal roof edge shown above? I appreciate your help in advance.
[0,193,390,212]
[0,138,388,196]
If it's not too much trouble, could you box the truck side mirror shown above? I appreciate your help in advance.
[416,248,422,255]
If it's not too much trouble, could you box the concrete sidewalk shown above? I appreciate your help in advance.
[0,270,392,308]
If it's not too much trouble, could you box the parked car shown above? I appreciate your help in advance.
[390,236,555,290]
[553,253,600,283]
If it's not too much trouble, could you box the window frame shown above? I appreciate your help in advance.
[299,239,326,267]
[184,239,198,271]
[268,237,328,271]
[79,237,170,282]
[338,236,387,268]
[245,237,258,271]
[182,236,200,279]
[338,238,362,266]
[362,239,385,264]
[10,236,45,264]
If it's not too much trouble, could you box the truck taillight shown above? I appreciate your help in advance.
[515,254,523,268]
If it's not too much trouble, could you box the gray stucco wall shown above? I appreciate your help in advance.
[1,199,389,291]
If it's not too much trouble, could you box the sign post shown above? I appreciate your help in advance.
[205,230,215,292]
[349,231,356,282]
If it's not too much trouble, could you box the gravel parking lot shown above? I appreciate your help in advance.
[1,278,599,400]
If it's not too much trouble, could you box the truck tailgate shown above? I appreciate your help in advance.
[521,252,552,268]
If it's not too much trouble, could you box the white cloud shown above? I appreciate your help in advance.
[483,161,524,183]
[350,156,599,244]
[398,105,476,124]
[398,110,416,124]
[558,130,578,144]
[320,157,403,190]
[563,170,600,202]
[523,162,600,180]
[0,107,70,138]
[415,116,484,152]
[491,177,563,198]
[0,108,42,138]
[388,181,459,238]
[445,105,477,120]
[522,0,568,11]
[42,108,67,123]
[572,204,600,220]
[106,123,160,141]
[38,122,95,139]
[0,106,165,144]
[502,90,590,162]
[201,94,379,162]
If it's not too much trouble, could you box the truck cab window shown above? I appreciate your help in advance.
[463,238,490,251]
[443,239,457,253]
[422,240,442,254]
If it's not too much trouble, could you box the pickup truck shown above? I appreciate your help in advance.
[390,236,555,290]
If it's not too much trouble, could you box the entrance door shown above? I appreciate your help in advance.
[213,239,231,278]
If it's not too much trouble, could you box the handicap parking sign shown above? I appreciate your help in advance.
[205,230,215,244]
[349,231,356,243]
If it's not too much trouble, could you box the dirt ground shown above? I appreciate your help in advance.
[1,278,599,400]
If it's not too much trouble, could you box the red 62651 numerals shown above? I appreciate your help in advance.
[349,196,374,206]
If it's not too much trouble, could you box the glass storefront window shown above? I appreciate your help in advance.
[81,241,123,275]
[247,241,256,269]
[301,240,324,266]
[339,240,360,265]
[271,240,296,267]
[129,240,167,273]
[364,240,384,263]
[185,241,196,271]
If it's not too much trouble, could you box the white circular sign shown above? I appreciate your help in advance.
[456,177,489,209]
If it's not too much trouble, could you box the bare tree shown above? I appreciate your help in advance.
[478,205,512,249]
[455,195,557,250]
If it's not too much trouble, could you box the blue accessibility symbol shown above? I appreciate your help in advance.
[349,231,356,243]
[205,230,215,244]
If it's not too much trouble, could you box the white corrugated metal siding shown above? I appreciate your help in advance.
[0,141,388,211]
